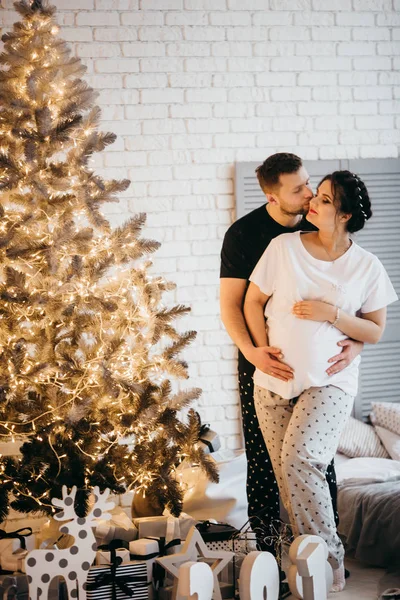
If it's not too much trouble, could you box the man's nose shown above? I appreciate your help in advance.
[304,186,313,199]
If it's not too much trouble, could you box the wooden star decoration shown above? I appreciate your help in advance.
[156,525,234,600]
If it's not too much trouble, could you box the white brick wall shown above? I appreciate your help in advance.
[1,0,399,458]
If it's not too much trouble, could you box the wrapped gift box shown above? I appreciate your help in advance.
[129,538,160,600]
[0,548,28,574]
[94,507,138,545]
[86,560,149,600]
[132,513,196,544]
[196,521,239,548]
[195,412,221,454]
[0,528,35,574]
[198,428,221,454]
[196,522,258,593]
[96,547,130,566]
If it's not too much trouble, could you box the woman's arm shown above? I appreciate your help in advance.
[292,301,387,344]
[332,307,386,344]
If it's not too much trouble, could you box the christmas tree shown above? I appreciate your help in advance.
[0,0,217,519]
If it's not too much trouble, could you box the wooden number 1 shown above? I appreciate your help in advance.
[288,534,333,600]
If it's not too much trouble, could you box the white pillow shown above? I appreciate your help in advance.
[336,457,400,487]
[370,401,400,436]
[375,425,400,461]
[337,416,389,458]
[334,452,352,467]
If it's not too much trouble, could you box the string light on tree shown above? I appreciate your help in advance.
[0,0,218,519]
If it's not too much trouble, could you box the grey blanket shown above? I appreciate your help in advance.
[337,480,400,567]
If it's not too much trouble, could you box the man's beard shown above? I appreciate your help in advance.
[280,202,309,217]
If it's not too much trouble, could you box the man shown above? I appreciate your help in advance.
[220,153,361,594]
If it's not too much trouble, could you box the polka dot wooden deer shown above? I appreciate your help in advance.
[25,485,115,600]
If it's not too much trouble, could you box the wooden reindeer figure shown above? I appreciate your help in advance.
[25,485,115,600]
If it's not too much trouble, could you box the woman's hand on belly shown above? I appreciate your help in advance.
[292,300,336,323]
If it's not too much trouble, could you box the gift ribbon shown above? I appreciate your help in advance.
[196,521,238,541]
[142,537,181,590]
[97,539,130,556]
[0,528,33,551]
[152,561,166,591]
[198,437,214,451]
[129,549,159,561]
[87,540,149,600]
[199,423,210,436]
[144,536,180,556]
[194,410,212,443]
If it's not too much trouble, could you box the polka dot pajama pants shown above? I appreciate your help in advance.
[239,369,280,555]
[254,384,354,568]
[239,369,340,556]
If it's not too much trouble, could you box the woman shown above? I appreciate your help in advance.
[243,170,398,592]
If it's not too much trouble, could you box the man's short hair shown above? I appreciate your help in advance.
[255,153,302,193]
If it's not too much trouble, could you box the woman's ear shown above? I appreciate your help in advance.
[340,212,352,223]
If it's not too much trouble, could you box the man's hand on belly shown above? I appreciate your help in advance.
[245,346,294,382]
[326,338,364,376]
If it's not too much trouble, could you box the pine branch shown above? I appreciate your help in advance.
[35,107,52,137]
[5,266,26,289]
[166,388,202,411]
[14,0,56,17]
[162,331,197,360]
[51,114,82,142]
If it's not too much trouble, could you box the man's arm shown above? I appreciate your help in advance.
[220,278,294,381]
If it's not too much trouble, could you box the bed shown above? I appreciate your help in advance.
[336,454,400,567]
[335,397,400,569]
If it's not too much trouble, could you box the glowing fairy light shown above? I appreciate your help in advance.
[0,0,214,521]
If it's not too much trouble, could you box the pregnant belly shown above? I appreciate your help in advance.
[267,317,345,375]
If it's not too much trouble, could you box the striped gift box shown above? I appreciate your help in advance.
[86,561,149,600]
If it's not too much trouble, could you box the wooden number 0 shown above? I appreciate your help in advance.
[239,551,280,600]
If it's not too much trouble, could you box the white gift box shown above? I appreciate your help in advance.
[0,529,35,573]
[94,506,138,544]
[132,512,196,545]
[129,538,160,600]
[0,531,35,556]
[0,548,28,573]
[87,560,149,600]
[95,548,130,566]
[129,538,160,558]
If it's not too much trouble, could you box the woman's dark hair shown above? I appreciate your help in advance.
[318,170,372,234]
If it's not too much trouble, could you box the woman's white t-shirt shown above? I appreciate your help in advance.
[249,231,398,399]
